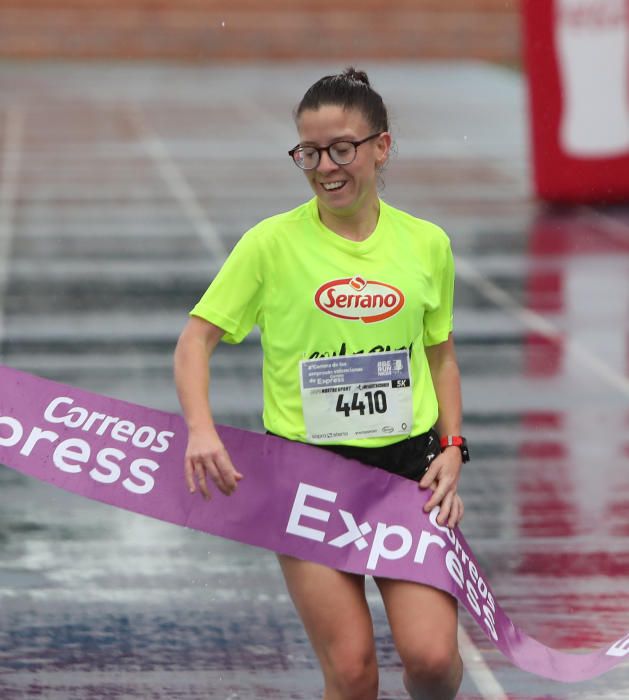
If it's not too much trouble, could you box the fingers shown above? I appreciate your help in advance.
[435,490,454,526]
[434,493,465,530]
[184,457,197,494]
[213,449,241,494]
[194,459,212,499]
[456,495,464,526]
[419,448,463,531]
[423,471,454,513]
[185,456,214,499]
[185,438,242,499]
[418,462,438,490]
[444,494,463,529]
[418,456,465,529]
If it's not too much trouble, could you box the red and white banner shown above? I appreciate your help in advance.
[522,0,629,202]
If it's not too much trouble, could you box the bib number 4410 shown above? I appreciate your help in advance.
[335,391,387,417]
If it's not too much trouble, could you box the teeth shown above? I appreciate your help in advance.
[322,181,345,191]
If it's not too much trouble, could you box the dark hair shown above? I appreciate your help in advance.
[294,67,389,133]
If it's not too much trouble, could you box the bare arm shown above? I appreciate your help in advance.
[426,333,462,439]
[418,333,465,527]
[174,316,243,499]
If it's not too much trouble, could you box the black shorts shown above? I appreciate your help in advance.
[269,429,441,482]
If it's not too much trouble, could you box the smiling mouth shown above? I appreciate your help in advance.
[321,181,347,192]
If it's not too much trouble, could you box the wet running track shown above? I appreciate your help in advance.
[0,61,628,699]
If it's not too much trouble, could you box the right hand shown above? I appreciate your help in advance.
[184,428,243,499]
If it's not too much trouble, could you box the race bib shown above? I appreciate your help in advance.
[300,350,412,443]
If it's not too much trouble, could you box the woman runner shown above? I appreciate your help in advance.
[174,67,467,700]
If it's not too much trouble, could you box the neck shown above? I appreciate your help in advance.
[318,198,381,242]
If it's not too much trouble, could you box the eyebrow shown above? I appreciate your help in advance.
[298,135,356,147]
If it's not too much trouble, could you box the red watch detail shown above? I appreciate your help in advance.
[440,435,464,448]
[439,435,470,463]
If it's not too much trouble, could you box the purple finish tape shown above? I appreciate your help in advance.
[0,365,627,681]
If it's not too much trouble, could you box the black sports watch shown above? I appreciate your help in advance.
[439,435,470,463]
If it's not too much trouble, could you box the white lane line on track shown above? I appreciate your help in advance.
[455,207,629,700]
[126,106,227,261]
[458,625,509,700]
[129,93,510,699]
[455,251,629,399]
[583,206,629,244]
[0,105,24,356]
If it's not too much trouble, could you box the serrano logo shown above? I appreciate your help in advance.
[314,276,405,323]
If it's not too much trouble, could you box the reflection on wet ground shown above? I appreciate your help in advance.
[0,61,628,699]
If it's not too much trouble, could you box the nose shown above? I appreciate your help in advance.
[316,149,338,174]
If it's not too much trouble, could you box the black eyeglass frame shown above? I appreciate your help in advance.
[288,132,383,170]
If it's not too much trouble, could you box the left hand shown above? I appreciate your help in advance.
[419,447,464,529]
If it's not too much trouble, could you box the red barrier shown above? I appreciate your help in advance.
[522,0,629,203]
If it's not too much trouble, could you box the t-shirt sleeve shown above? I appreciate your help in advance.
[422,237,455,347]
[190,230,263,344]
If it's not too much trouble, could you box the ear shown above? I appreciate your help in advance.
[375,132,392,167]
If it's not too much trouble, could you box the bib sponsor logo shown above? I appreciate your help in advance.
[314,276,405,323]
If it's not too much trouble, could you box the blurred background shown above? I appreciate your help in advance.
[1,1,629,699]
[0,1,520,64]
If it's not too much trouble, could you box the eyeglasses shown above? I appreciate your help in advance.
[288,132,382,170]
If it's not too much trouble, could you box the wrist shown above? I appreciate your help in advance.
[440,435,470,463]
[187,420,216,435]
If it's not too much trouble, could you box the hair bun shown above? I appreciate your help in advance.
[343,67,371,87]
[295,67,389,133]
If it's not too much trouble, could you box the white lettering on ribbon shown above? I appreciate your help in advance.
[414,530,446,564]
[0,399,165,495]
[446,550,465,589]
[286,483,337,542]
[328,510,372,551]
[0,416,24,447]
[123,458,160,495]
[53,438,90,473]
[42,395,174,454]
[283,482,502,640]
[367,523,413,570]
[607,634,629,658]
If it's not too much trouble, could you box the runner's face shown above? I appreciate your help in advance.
[296,106,390,217]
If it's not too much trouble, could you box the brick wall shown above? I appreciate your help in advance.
[0,0,521,63]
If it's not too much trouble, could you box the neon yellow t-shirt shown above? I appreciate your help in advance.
[190,197,454,446]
